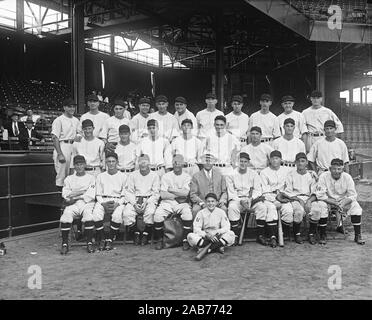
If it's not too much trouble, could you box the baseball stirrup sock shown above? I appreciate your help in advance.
[309,219,318,235]
[154,222,164,240]
[318,218,327,236]
[61,223,71,243]
[256,219,265,236]
[85,221,94,243]
[267,221,278,238]
[293,222,301,235]
[182,220,192,239]
[230,220,241,237]
[110,222,121,240]
[143,225,152,236]
[351,215,361,235]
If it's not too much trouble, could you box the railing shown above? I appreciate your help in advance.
[0,162,60,238]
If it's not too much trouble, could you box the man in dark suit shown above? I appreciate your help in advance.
[190,154,228,219]
[19,119,45,150]
[3,112,26,150]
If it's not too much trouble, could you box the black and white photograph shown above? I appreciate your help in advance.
[0,0,371,304]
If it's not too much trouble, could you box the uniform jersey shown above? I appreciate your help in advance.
[307,137,349,170]
[195,108,224,138]
[260,166,289,197]
[174,109,198,136]
[62,173,96,203]
[283,170,317,198]
[160,171,191,204]
[115,142,137,170]
[170,135,203,164]
[277,110,307,138]
[203,131,240,165]
[226,167,262,201]
[70,137,105,168]
[302,106,344,134]
[193,207,230,237]
[51,114,80,141]
[136,136,172,168]
[79,111,110,138]
[125,170,160,205]
[272,136,306,163]
[99,116,131,143]
[248,111,281,139]
[95,171,127,204]
[130,113,151,143]
[240,143,273,171]
[226,111,249,140]
[149,111,179,141]
[123,109,131,120]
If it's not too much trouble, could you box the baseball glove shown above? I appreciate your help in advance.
[163,213,183,249]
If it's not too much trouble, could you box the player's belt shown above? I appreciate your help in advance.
[183,163,195,168]
[85,166,101,171]
[100,195,121,198]
[309,132,324,137]
[281,162,296,168]
[150,165,165,171]
[120,168,135,173]
[240,138,247,143]
[213,163,227,167]
[260,137,273,142]
[61,139,74,144]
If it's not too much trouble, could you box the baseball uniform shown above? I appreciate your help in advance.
[226,111,249,145]
[277,110,307,139]
[79,111,110,138]
[174,108,198,137]
[149,111,179,141]
[130,113,151,143]
[99,116,131,143]
[195,108,224,139]
[115,141,137,172]
[248,111,281,144]
[272,136,306,168]
[240,143,273,172]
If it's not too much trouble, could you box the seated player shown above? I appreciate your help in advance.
[226,152,263,245]
[115,124,137,173]
[314,158,365,245]
[92,152,128,251]
[153,154,193,251]
[190,154,228,218]
[123,154,160,246]
[60,155,96,255]
[187,193,235,254]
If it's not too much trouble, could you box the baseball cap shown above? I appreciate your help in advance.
[155,95,168,103]
[295,152,307,161]
[81,119,94,129]
[283,118,295,126]
[105,152,118,160]
[62,98,77,107]
[231,95,243,103]
[114,99,126,107]
[270,150,282,159]
[331,158,344,166]
[73,155,86,164]
[324,120,336,128]
[138,153,150,162]
[205,192,218,201]
[239,152,250,161]
[310,90,322,98]
[281,95,295,103]
[206,92,217,99]
[260,93,272,101]
[214,115,226,123]
[119,124,131,133]
[250,126,262,134]
[173,154,185,164]
[175,96,187,104]
[181,119,193,126]
[87,94,99,102]
[147,119,157,127]
[138,97,151,105]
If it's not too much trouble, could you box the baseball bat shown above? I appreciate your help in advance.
[277,211,284,247]
[195,242,212,261]
[238,187,253,246]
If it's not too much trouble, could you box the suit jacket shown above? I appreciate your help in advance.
[4,121,26,137]
[19,127,44,149]
[190,167,228,205]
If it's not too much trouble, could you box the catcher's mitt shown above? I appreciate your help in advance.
[163,213,183,249]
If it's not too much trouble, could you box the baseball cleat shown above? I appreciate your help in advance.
[105,240,113,251]
[354,234,365,245]
[141,234,149,246]
[98,240,105,251]
[319,234,327,245]
[270,236,277,248]
[134,232,141,246]
[217,246,225,254]
[182,240,190,251]
[294,234,303,244]
[155,240,164,250]
[256,235,267,246]
[308,234,316,245]
[60,243,69,255]
[86,242,95,253]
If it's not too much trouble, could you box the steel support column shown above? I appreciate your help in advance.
[215,11,224,111]
[159,27,163,68]
[16,0,24,31]
[71,1,85,114]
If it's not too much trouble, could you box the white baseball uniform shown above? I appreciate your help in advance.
[79,111,110,138]
[123,169,160,226]
[115,142,137,171]
[240,143,273,172]
[99,116,131,143]
[51,114,80,186]
[195,108,224,139]
[277,110,307,139]
[154,171,192,223]
[149,111,179,141]
[130,113,151,143]
[174,109,198,136]
[248,111,281,143]
[272,136,306,168]
[187,207,235,247]
[226,111,249,145]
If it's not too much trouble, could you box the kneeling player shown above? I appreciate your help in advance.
[154,154,193,250]
[187,193,235,254]
[60,155,96,255]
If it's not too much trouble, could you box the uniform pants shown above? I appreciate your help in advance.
[53,143,73,187]
[122,201,157,225]
[92,201,124,222]
[154,201,192,223]
[253,200,279,221]
[213,165,235,177]
[60,200,95,223]
[187,230,235,247]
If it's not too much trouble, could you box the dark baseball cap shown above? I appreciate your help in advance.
[114,99,126,107]
[214,115,226,123]
[155,95,168,103]
[206,92,217,99]
[175,96,187,104]
[138,97,151,105]
[281,95,295,103]
[231,95,243,103]
[239,152,250,161]
[81,119,94,128]
[250,126,262,134]
[119,124,131,133]
[181,119,193,126]
[270,150,282,159]
[205,192,218,201]
[310,90,322,98]
[260,93,272,101]
[324,120,336,128]
[73,155,86,164]
[87,94,99,102]
[331,158,344,166]
[283,118,295,126]
[147,119,157,127]
[62,98,77,107]
[295,152,307,161]
[105,152,118,160]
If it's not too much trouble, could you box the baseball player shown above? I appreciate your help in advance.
[51,98,80,189]
[259,150,289,248]
[136,119,172,177]
[187,192,235,254]
[226,152,263,245]
[276,152,320,244]
[195,92,224,140]
[240,126,273,172]
[277,95,307,139]
[99,101,131,153]
[92,152,128,251]
[78,94,109,138]
[149,95,179,142]
[113,99,131,120]
[189,154,228,218]
[302,90,344,152]
[60,155,96,255]
[130,97,151,143]
[115,124,137,173]
[123,154,160,246]
[308,120,349,175]
[170,119,203,177]
[202,115,240,176]
[272,118,306,170]
[71,119,105,177]
[248,94,281,145]
[226,95,249,146]
[173,96,198,136]
[314,158,365,245]
[153,154,193,251]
